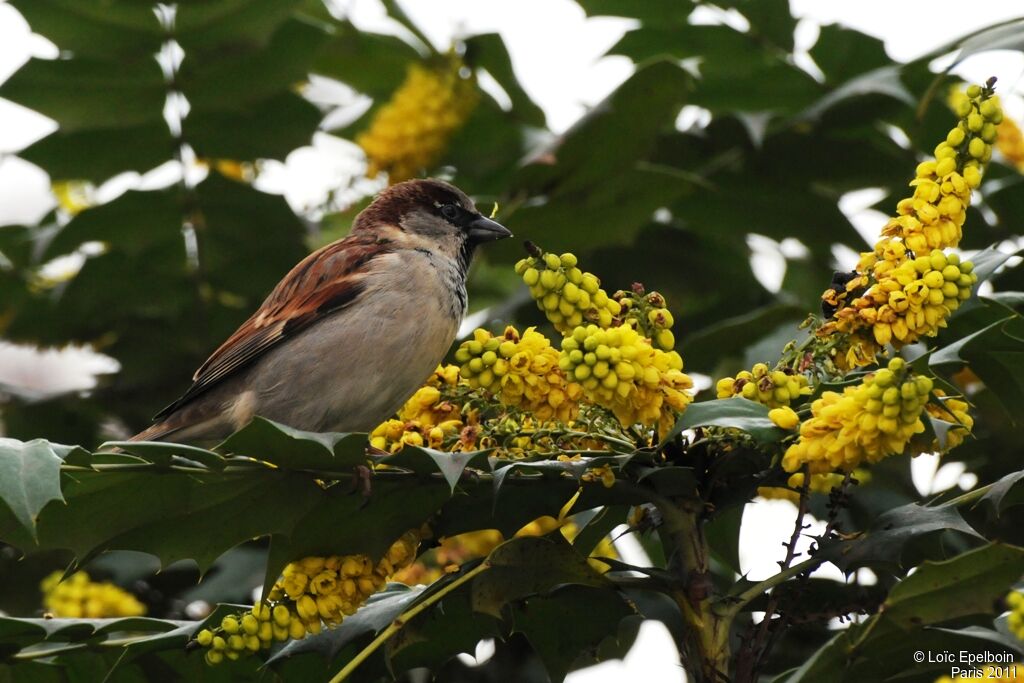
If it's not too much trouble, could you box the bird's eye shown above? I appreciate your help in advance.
[440,204,459,221]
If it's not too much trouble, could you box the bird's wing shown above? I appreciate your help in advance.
[153,232,394,419]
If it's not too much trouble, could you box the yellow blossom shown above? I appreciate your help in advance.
[781,358,931,474]
[357,57,478,183]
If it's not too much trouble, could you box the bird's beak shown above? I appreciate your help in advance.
[466,215,512,244]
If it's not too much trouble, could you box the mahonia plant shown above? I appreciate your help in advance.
[357,54,478,183]
[194,531,421,665]
[41,571,146,619]
[819,80,997,369]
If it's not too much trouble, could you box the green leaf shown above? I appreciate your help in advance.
[980,469,1024,513]
[828,501,983,573]
[809,24,891,84]
[513,59,692,198]
[17,123,172,182]
[683,303,805,372]
[216,417,369,473]
[0,439,66,541]
[471,535,609,618]
[578,0,694,25]
[970,243,1023,284]
[463,33,545,127]
[99,441,226,471]
[952,18,1024,66]
[268,583,425,665]
[715,0,795,51]
[385,582,504,674]
[513,586,640,682]
[662,397,785,445]
[175,0,305,57]
[178,17,329,111]
[378,447,491,493]
[608,26,819,114]
[8,0,163,61]
[783,543,1024,682]
[799,66,914,122]
[313,22,422,100]
[0,57,166,132]
[185,90,321,161]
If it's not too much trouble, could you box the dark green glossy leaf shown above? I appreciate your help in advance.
[662,397,784,445]
[578,0,694,25]
[0,57,165,132]
[0,439,65,541]
[378,447,491,492]
[268,583,425,665]
[784,543,1024,682]
[464,33,545,127]
[313,22,422,100]
[828,501,983,573]
[216,417,369,473]
[809,24,890,84]
[8,0,163,61]
[175,0,305,57]
[17,123,172,182]
[185,91,321,161]
[513,585,639,682]
[471,535,609,618]
[179,18,329,111]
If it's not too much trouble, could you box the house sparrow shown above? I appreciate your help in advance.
[130,178,510,444]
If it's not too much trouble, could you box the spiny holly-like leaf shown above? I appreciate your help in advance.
[268,583,425,666]
[828,501,983,573]
[99,441,226,471]
[783,544,1024,683]
[471,535,609,618]
[0,439,66,541]
[216,417,369,473]
[980,469,1024,514]
[512,585,640,683]
[378,447,492,493]
[662,397,784,445]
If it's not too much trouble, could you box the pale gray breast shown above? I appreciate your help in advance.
[243,248,464,432]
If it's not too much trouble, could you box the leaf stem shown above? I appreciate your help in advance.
[328,561,491,683]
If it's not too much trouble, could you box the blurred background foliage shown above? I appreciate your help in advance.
[1,1,1024,681]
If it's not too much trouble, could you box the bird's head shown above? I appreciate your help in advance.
[353,178,511,263]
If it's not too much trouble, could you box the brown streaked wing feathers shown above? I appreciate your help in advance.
[153,233,392,419]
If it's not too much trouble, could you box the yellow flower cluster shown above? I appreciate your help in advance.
[393,528,503,586]
[40,570,146,618]
[395,517,619,586]
[371,365,464,452]
[885,83,999,252]
[456,326,582,422]
[559,323,693,428]
[832,247,977,349]
[515,251,622,334]
[197,531,421,665]
[1008,590,1024,641]
[716,363,812,409]
[357,58,478,183]
[781,358,931,474]
[997,116,1024,172]
[614,286,677,351]
[820,82,996,371]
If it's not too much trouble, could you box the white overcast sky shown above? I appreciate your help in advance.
[0,2,1022,681]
